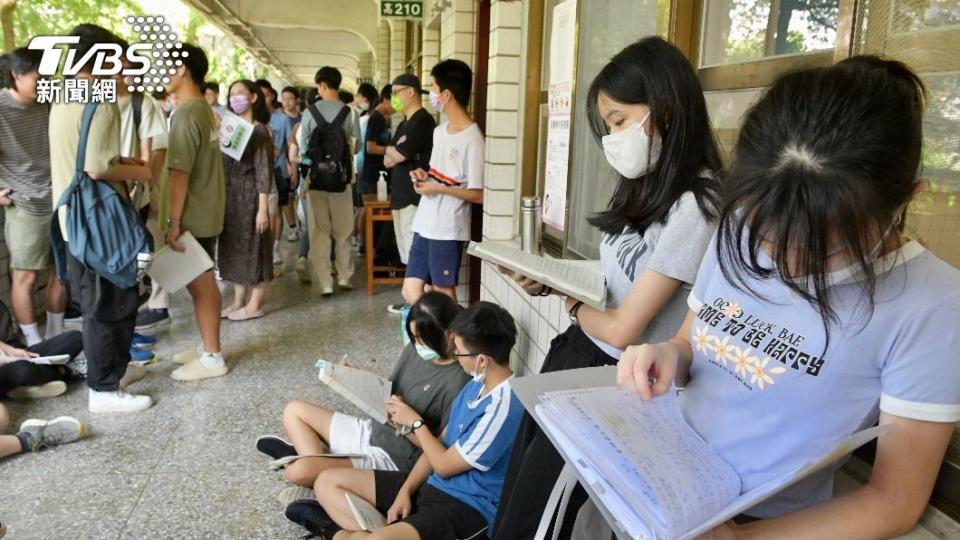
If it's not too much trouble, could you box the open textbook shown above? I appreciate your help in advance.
[346,492,388,531]
[316,358,391,425]
[466,241,606,310]
[268,452,364,471]
[147,231,214,293]
[512,367,885,540]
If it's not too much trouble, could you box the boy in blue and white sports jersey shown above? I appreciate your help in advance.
[286,302,523,540]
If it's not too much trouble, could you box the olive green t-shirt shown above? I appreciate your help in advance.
[159,98,225,238]
[49,101,125,240]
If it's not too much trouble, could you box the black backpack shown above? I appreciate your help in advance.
[305,104,352,193]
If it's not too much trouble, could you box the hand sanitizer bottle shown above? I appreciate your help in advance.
[377,170,388,202]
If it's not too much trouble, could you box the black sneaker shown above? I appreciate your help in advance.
[256,435,297,459]
[64,305,83,327]
[135,309,171,331]
[285,499,339,538]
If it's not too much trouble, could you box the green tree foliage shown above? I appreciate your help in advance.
[2,0,144,47]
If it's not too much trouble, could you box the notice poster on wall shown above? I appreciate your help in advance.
[543,0,577,232]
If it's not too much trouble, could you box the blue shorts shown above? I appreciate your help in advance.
[406,233,463,287]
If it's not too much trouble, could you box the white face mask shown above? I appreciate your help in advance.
[601,112,662,179]
[358,101,370,112]
[429,91,444,113]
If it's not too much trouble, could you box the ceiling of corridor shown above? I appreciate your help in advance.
[180,0,383,88]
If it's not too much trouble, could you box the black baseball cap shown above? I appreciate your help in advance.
[391,73,428,94]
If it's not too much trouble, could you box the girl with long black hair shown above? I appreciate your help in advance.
[218,80,275,321]
[616,56,960,537]
[494,36,723,539]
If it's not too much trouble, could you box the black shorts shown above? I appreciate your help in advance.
[374,470,489,540]
[274,167,291,206]
[194,236,217,260]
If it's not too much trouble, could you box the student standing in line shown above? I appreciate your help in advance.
[218,80,275,322]
[400,60,485,307]
[351,83,381,248]
[384,74,435,314]
[161,43,228,382]
[0,47,68,346]
[493,37,722,539]
[296,67,358,296]
[50,25,155,412]
[201,81,226,119]
[278,86,303,242]
[286,302,523,540]
[612,57,960,539]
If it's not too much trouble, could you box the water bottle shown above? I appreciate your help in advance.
[521,196,542,255]
[377,170,388,202]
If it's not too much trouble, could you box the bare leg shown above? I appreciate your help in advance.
[186,271,221,354]
[430,285,457,304]
[334,523,420,540]
[315,469,378,531]
[0,404,22,459]
[11,269,38,324]
[45,272,67,313]
[283,202,297,231]
[245,282,269,313]
[281,400,353,486]
[230,284,247,311]
[401,277,426,306]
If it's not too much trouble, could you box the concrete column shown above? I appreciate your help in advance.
[440,0,477,67]
[377,20,392,86]
[390,21,407,78]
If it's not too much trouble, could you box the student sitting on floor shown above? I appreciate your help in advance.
[0,402,85,460]
[258,292,470,492]
[285,301,522,540]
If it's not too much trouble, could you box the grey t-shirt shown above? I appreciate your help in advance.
[296,99,360,164]
[0,90,51,215]
[368,343,471,472]
[588,190,716,358]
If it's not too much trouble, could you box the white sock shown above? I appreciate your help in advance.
[200,351,225,369]
[20,323,42,346]
[45,312,65,338]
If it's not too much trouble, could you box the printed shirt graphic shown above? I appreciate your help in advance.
[426,378,524,530]
[682,235,960,518]
[412,122,485,241]
[587,190,715,359]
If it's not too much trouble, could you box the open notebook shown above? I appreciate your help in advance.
[316,358,391,425]
[466,241,606,310]
[512,367,884,540]
[147,231,214,293]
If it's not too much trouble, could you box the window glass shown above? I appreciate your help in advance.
[892,0,960,32]
[700,0,839,67]
[565,0,661,258]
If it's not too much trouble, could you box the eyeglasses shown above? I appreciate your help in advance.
[451,351,480,358]
[392,86,411,96]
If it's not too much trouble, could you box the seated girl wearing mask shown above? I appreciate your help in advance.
[258,292,470,488]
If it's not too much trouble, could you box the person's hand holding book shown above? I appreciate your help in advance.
[617,342,680,401]
[385,395,421,428]
[386,489,413,523]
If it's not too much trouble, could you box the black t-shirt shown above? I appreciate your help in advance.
[389,108,436,209]
[360,109,390,194]
[368,343,470,472]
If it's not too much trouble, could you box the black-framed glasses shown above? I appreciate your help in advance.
[452,351,480,358]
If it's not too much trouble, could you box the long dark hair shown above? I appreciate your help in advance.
[586,37,722,234]
[227,79,270,124]
[405,292,460,358]
[356,83,379,115]
[717,56,925,343]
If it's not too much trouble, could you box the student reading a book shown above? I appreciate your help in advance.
[400,60,485,306]
[285,302,523,540]
[494,36,722,539]
[218,80,275,322]
[258,292,469,488]
[612,57,960,539]
[0,330,85,400]
[161,43,228,382]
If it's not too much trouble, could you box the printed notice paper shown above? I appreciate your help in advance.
[512,367,885,540]
[146,231,214,293]
[219,111,254,161]
[316,358,391,425]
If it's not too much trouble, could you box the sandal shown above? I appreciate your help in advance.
[228,307,265,321]
[221,305,242,319]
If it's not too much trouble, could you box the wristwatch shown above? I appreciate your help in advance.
[568,301,585,327]
[411,419,425,431]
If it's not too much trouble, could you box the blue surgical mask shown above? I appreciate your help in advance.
[416,343,440,362]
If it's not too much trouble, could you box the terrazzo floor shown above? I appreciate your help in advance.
[0,241,405,539]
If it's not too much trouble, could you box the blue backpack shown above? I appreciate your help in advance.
[51,102,151,289]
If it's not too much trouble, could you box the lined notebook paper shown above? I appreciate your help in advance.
[466,241,606,309]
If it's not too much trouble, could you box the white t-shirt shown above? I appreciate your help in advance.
[412,122,484,241]
[118,93,168,157]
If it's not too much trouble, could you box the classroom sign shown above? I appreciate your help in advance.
[381,0,423,19]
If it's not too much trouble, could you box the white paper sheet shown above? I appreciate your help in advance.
[219,111,255,161]
[146,231,214,293]
[316,359,391,424]
[346,492,387,531]
[0,354,70,365]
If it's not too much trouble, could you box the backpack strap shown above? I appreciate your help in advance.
[131,93,143,133]
[75,102,101,174]
[332,105,350,131]
[307,103,326,131]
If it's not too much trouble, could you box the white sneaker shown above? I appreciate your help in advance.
[7,380,67,400]
[273,242,282,265]
[88,389,153,413]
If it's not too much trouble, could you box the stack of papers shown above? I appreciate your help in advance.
[146,231,214,293]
